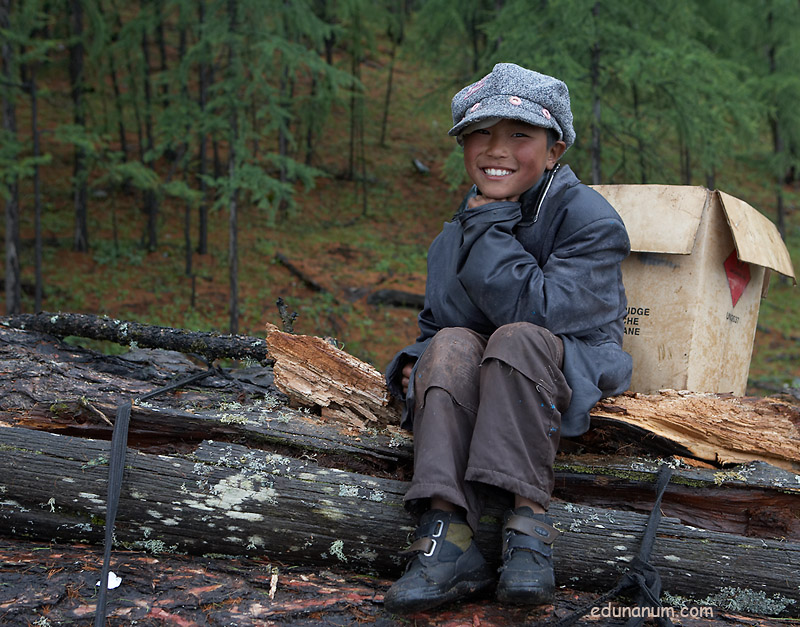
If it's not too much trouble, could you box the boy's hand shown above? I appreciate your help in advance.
[467,193,520,209]
[401,361,415,396]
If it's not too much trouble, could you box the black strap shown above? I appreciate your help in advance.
[93,400,131,627]
[552,464,675,627]
[93,368,215,625]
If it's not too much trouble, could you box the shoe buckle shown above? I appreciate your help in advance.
[423,519,444,556]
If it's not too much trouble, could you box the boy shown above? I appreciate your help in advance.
[383,63,632,614]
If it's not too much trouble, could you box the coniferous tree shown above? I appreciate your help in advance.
[68,0,89,251]
[1,0,21,314]
[379,0,406,147]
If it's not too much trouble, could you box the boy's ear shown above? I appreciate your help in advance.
[546,140,567,169]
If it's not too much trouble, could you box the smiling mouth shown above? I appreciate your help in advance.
[483,167,513,177]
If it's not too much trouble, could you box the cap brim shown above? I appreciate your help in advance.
[448,94,561,140]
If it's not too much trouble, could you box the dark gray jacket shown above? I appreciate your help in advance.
[386,164,632,437]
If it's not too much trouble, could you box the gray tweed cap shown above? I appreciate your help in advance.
[448,63,575,149]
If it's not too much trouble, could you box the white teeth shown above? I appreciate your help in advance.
[484,168,512,176]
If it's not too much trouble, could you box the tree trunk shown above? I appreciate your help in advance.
[197,0,209,255]
[30,63,43,312]
[140,5,159,251]
[227,0,239,335]
[589,2,602,185]
[379,40,397,147]
[767,17,786,241]
[1,0,21,316]
[69,0,89,252]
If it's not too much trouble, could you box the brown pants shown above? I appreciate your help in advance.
[405,322,572,531]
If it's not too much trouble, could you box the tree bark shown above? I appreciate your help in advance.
[140,2,159,251]
[69,0,89,252]
[590,2,602,185]
[197,0,209,255]
[1,0,21,315]
[227,0,239,335]
[3,312,272,364]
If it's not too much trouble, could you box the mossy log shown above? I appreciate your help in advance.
[3,311,272,364]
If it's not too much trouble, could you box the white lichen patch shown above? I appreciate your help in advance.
[663,555,681,562]
[227,511,264,522]
[329,540,348,562]
[183,499,214,511]
[61,477,75,483]
[316,506,346,522]
[78,492,104,505]
[219,413,249,425]
[147,509,163,519]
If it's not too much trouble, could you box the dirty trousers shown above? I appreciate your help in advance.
[405,322,572,531]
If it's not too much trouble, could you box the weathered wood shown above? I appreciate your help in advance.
[2,311,272,364]
[2,321,800,618]
[1,425,798,617]
[265,323,400,429]
[593,391,800,471]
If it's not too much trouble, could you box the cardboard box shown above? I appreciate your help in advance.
[592,185,796,395]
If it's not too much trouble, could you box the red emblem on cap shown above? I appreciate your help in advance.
[542,108,551,119]
[463,78,486,100]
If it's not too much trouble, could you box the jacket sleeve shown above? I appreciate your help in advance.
[456,200,629,335]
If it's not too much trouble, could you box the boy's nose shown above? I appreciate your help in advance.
[486,136,509,156]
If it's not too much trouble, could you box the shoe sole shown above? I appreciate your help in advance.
[385,573,495,615]
[496,584,554,606]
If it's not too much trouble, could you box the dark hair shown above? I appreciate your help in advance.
[546,128,560,149]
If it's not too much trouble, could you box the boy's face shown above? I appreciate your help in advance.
[462,119,566,201]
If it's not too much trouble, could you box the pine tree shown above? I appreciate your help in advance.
[1,0,21,314]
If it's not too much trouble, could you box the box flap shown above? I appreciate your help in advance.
[592,185,709,254]
[717,190,796,281]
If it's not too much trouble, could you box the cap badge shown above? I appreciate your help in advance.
[462,77,486,100]
[508,96,522,106]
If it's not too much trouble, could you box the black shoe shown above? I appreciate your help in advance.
[384,509,495,614]
[496,507,559,605]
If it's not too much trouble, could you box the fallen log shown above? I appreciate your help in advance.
[1,422,798,617]
[367,288,425,309]
[2,311,272,364]
[1,322,799,618]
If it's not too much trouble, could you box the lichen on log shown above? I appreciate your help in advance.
[3,311,272,364]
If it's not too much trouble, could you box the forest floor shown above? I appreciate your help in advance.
[3,537,795,627]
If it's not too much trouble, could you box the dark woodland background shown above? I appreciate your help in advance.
[1,0,798,392]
